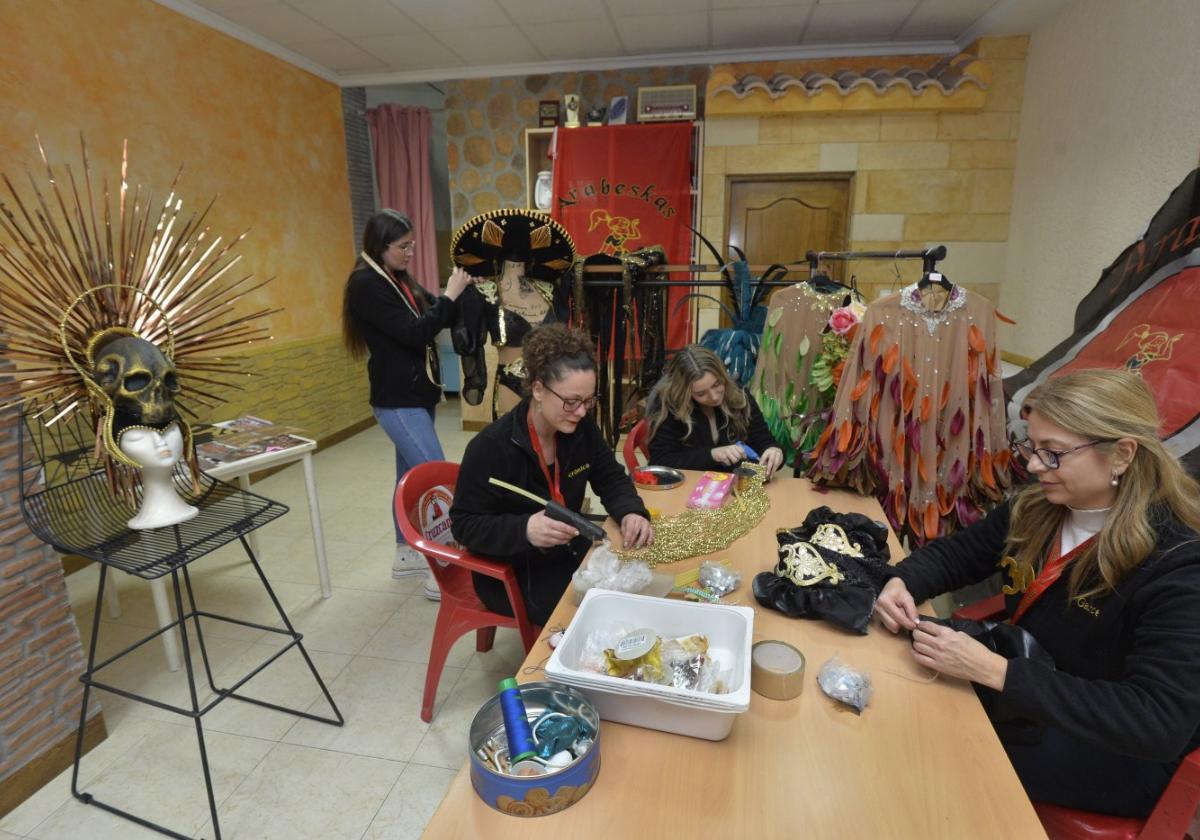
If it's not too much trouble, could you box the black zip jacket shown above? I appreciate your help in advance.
[450,398,649,566]
[892,499,1200,762]
[345,266,458,408]
[647,389,777,471]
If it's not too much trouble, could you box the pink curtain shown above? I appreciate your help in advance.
[366,104,439,293]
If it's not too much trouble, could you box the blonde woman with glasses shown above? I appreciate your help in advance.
[875,369,1200,818]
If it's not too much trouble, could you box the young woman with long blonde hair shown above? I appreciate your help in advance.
[646,345,784,476]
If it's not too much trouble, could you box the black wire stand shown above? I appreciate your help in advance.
[16,412,344,840]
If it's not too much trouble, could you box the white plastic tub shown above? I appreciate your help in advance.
[545,589,754,741]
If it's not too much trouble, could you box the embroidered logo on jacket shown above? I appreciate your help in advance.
[568,464,589,478]
[1000,555,1035,594]
[1074,597,1100,617]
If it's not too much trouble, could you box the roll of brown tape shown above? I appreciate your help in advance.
[751,640,806,700]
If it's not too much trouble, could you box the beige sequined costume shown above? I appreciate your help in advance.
[809,283,1011,544]
[753,282,864,466]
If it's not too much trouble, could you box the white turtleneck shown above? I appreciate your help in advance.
[1061,506,1110,554]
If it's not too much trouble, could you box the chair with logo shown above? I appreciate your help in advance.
[395,460,539,723]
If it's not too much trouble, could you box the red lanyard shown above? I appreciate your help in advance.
[1011,528,1095,624]
[388,274,420,313]
[527,409,564,505]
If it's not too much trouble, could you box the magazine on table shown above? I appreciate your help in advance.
[194,416,309,470]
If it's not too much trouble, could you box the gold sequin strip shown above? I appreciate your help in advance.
[618,466,771,568]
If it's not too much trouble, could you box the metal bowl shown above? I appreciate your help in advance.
[632,465,684,491]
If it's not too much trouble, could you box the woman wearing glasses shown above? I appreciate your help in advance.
[874,369,1200,818]
[647,345,785,476]
[451,324,654,625]
[343,209,474,595]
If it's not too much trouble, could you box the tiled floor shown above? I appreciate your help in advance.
[1,397,530,840]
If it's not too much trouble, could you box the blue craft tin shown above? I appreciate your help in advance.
[468,681,601,817]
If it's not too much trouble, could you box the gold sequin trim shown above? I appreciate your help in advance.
[618,466,771,568]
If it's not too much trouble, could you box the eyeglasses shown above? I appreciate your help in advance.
[1010,438,1113,470]
[543,383,598,412]
[390,241,416,253]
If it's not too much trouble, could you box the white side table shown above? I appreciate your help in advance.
[147,433,331,671]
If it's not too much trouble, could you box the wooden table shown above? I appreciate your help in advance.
[423,474,1045,838]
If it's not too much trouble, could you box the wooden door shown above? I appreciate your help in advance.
[726,177,851,281]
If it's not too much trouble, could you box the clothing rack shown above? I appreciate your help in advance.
[576,246,947,287]
[805,245,947,273]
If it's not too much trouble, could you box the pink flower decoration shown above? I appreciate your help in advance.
[828,306,860,336]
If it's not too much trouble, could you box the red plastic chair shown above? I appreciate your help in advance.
[1033,748,1200,839]
[623,418,650,472]
[395,461,539,723]
[950,599,1200,839]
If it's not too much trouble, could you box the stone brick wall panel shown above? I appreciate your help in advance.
[0,356,100,785]
[446,65,709,230]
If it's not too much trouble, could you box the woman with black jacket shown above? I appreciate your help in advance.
[450,324,653,626]
[647,345,784,476]
[343,209,473,594]
[874,369,1200,818]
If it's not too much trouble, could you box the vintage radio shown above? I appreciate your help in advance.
[636,85,697,122]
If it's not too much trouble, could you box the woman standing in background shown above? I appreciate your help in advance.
[343,209,473,600]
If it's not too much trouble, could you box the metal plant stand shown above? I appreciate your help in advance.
[16,413,344,839]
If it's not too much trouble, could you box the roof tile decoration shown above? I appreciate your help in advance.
[708,53,989,116]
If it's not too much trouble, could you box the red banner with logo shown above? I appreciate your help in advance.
[551,123,693,349]
[1006,169,1200,470]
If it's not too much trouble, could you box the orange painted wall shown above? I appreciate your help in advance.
[0,0,354,342]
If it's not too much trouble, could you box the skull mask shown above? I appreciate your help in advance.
[90,333,181,427]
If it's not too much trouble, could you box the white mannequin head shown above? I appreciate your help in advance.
[117,422,198,529]
[119,424,185,469]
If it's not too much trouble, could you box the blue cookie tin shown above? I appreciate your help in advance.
[468,681,601,817]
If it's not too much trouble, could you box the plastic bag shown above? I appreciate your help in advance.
[572,543,653,598]
[661,634,708,690]
[817,654,872,714]
[578,622,634,674]
[699,560,742,596]
[604,637,664,683]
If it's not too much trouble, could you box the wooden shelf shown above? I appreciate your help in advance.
[524,127,554,211]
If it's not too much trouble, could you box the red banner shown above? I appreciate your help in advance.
[551,123,693,349]
[1051,267,1200,439]
[1006,169,1200,469]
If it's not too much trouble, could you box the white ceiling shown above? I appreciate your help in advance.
[154,0,1069,85]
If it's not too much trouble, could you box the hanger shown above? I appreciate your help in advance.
[917,270,952,291]
[917,250,952,291]
[806,251,846,293]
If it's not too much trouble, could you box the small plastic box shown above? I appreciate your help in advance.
[686,471,734,509]
[545,590,754,741]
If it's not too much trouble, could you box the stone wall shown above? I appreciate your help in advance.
[700,36,1027,309]
[0,353,98,793]
[445,65,710,230]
